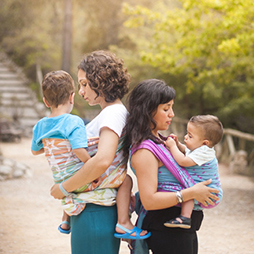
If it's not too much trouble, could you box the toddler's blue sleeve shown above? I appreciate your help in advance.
[31,124,43,151]
[68,117,88,150]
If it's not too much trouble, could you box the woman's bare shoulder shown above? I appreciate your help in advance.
[131,148,161,169]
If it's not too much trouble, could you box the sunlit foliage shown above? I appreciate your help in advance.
[123,0,254,132]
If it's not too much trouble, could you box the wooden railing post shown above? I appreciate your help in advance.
[226,134,235,159]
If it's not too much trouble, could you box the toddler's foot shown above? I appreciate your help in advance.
[164,215,191,229]
[114,223,151,240]
[58,221,71,234]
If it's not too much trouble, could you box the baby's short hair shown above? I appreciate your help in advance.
[42,70,75,108]
[189,115,223,146]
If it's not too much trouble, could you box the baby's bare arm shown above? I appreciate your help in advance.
[73,148,90,163]
[176,141,186,154]
[165,137,196,167]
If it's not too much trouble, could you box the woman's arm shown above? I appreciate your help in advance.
[50,127,119,199]
[131,148,219,211]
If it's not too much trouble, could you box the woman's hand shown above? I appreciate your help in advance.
[189,179,219,206]
[50,184,65,199]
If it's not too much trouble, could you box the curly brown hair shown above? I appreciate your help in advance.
[78,50,130,102]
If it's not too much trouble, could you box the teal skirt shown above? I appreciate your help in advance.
[70,203,120,254]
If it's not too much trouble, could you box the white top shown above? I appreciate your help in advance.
[185,145,216,166]
[86,104,128,137]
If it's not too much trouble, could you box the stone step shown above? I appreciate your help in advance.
[0,53,47,137]
[0,102,47,117]
[0,86,30,93]
[0,98,40,107]
[0,66,11,73]
[0,73,20,80]
[0,104,42,117]
[0,92,32,100]
[0,80,27,86]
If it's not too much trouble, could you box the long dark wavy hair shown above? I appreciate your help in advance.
[78,50,130,102]
[123,79,176,157]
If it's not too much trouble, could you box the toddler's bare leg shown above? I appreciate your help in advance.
[115,174,147,236]
[179,199,194,220]
[60,211,70,230]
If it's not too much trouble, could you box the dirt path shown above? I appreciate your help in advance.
[0,138,254,254]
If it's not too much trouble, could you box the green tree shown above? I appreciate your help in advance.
[0,0,64,78]
[123,0,254,133]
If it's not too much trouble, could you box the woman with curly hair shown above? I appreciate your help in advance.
[50,50,148,253]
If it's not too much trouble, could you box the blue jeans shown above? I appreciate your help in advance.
[71,203,120,254]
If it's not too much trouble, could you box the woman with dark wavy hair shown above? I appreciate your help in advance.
[50,50,147,253]
[125,79,220,254]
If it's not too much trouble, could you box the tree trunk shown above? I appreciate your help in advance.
[61,0,72,73]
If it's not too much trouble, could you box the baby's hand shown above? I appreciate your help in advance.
[168,134,178,143]
[91,177,103,188]
[164,136,177,148]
